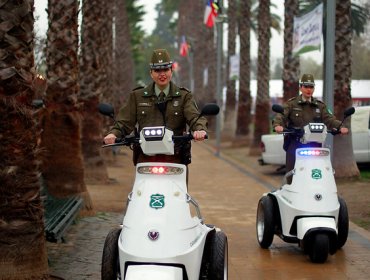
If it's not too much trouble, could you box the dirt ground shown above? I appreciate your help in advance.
[87,143,370,232]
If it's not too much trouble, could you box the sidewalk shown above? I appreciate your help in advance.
[47,142,370,280]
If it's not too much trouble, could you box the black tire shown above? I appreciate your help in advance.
[256,195,275,248]
[309,233,329,263]
[101,228,121,280]
[337,197,349,249]
[207,231,228,280]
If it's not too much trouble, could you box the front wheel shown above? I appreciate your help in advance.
[337,197,349,249]
[256,195,275,248]
[208,231,228,280]
[309,233,329,263]
[101,228,121,280]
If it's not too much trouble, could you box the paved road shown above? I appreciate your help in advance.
[48,143,370,279]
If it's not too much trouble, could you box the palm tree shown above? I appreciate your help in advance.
[114,0,135,101]
[236,0,252,139]
[79,0,110,185]
[332,0,359,178]
[235,0,281,140]
[0,0,49,278]
[282,0,300,101]
[250,0,271,155]
[41,0,93,210]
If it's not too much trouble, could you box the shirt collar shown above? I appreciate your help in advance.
[155,84,170,97]
[300,95,312,103]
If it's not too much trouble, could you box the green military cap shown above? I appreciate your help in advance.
[149,49,173,69]
[300,73,315,86]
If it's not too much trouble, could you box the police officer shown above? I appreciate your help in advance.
[103,48,207,164]
[273,74,349,184]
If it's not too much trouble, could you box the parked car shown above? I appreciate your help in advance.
[259,106,370,167]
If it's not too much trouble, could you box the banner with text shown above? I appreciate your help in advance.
[293,3,323,56]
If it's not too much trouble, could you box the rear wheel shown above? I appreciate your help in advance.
[256,195,275,248]
[101,228,121,280]
[337,197,349,249]
[309,233,329,263]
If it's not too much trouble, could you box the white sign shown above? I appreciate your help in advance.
[293,3,323,56]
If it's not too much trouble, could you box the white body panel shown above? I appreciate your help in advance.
[297,217,337,240]
[119,162,212,280]
[126,265,182,280]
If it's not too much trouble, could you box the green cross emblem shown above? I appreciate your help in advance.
[150,194,165,209]
[311,169,322,180]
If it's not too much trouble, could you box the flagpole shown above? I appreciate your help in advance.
[215,0,224,157]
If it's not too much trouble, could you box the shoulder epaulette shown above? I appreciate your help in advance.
[132,86,145,91]
[287,96,297,102]
[179,86,191,93]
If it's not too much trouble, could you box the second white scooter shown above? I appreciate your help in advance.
[256,104,355,263]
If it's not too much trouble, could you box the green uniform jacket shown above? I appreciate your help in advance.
[272,95,342,130]
[109,81,207,137]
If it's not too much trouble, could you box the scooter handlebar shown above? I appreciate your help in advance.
[172,134,208,141]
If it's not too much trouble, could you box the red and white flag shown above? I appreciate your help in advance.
[204,0,218,28]
[179,36,189,57]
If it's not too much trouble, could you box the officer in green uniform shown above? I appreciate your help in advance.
[273,74,349,184]
[104,48,208,165]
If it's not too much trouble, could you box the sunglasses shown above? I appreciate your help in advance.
[302,85,314,89]
[153,68,171,73]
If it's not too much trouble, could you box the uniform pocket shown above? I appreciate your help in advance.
[166,101,185,129]
[289,108,303,127]
[137,103,153,123]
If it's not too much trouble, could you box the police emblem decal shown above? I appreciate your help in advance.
[311,169,322,180]
[148,230,159,241]
[150,194,165,209]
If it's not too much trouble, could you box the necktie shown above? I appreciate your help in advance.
[158,91,165,102]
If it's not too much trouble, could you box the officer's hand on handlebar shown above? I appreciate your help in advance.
[274,125,284,133]
[339,127,349,135]
[193,130,207,141]
[104,133,117,144]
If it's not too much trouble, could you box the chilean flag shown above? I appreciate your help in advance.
[204,0,218,28]
[179,36,189,57]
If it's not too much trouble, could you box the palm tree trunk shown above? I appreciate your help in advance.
[0,0,49,278]
[79,0,110,185]
[236,0,252,139]
[332,0,360,178]
[283,0,300,101]
[250,0,271,155]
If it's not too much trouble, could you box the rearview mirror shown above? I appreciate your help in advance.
[98,103,115,119]
[272,104,284,114]
[200,103,220,116]
[343,107,355,118]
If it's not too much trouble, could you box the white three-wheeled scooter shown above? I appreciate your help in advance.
[256,104,355,263]
[99,103,228,279]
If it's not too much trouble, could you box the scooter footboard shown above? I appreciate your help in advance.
[126,264,183,280]
[297,217,336,240]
